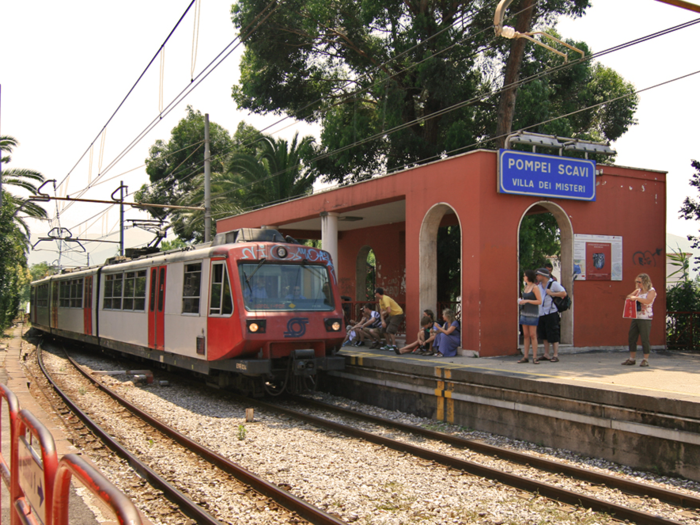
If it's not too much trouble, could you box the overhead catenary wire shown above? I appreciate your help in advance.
[50,0,513,229]
[56,0,199,192]
[210,66,700,220]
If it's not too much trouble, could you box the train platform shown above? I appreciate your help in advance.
[325,345,700,482]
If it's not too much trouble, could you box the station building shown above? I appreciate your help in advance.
[217,148,666,357]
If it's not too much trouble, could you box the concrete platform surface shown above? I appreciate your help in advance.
[338,345,700,404]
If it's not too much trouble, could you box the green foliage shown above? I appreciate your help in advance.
[227,0,638,184]
[666,281,700,313]
[0,194,31,330]
[0,136,48,330]
[237,424,247,441]
[136,107,235,236]
[437,225,461,302]
[679,160,700,271]
[513,33,638,160]
[159,238,188,251]
[667,245,691,283]
[518,213,560,275]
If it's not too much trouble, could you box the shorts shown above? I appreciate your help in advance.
[383,314,405,335]
[537,312,561,343]
[519,315,539,327]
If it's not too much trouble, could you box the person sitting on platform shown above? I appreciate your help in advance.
[396,315,436,354]
[374,288,405,352]
[432,308,460,357]
[344,303,381,347]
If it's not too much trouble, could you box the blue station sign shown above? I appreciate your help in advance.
[498,149,596,201]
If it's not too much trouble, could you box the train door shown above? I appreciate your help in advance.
[148,266,167,350]
[83,276,93,335]
[51,281,59,328]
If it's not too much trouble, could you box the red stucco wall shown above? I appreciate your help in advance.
[217,150,666,357]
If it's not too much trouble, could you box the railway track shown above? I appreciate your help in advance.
[38,342,700,524]
[288,396,700,510]
[243,397,698,525]
[35,342,346,525]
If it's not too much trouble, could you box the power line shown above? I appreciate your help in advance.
[57,0,199,191]
[202,16,700,208]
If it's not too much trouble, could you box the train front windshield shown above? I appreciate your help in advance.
[239,263,335,311]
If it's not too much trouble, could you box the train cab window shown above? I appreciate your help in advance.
[182,263,202,314]
[209,262,233,316]
[239,263,335,312]
[123,271,147,311]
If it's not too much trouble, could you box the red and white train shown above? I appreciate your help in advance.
[30,228,346,395]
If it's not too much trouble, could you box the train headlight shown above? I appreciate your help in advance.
[275,246,288,258]
[247,319,266,333]
[324,318,343,332]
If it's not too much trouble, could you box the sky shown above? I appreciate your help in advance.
[1,0,699,268]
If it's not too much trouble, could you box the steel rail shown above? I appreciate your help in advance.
[59,351,346,525]
[293,396,700,510]
[37,345,225,525]
[243,397,685,525]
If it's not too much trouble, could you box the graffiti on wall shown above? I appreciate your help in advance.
[632,248,662,267]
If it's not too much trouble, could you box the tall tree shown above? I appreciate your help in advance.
[230,0,602,184]
[679,159,700,270]
[135,106,235,221]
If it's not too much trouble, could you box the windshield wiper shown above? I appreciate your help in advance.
[245,258,267,290]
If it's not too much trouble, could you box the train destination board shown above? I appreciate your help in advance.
[498,149,596,201]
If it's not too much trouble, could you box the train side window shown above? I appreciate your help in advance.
[103,274,123,310]
[209,262,233,316]
[134,271,147,310]
[71,279,83,308]
[103,275,114,309]
[182,263,202,314]
[122,271,147,311]
[59,281,70,307]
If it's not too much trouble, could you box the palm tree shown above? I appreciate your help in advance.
[226,133,317,210]
[177,132,317,242]
[1,135,48,242]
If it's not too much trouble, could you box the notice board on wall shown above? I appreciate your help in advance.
[573,234,622,281]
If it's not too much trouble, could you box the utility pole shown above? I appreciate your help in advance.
[204,113,212,242]
[120,181,125,256]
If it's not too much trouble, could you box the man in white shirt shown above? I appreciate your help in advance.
[535,268,567,363]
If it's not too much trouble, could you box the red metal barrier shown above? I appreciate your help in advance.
[0,385,20,525]
[53,453,142,525]
[12,409,59,525]
[0,383,141,525]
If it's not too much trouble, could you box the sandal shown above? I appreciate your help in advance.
[517,358,528,364]
[550,356,559,363]
[640,359,649,367]
[533,358,540,365]
[539,356,551,361]
[621,358,636,366]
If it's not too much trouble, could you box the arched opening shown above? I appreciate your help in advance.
[419,204,462,324]
[517,202,574,346]
[355,245,376,302]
